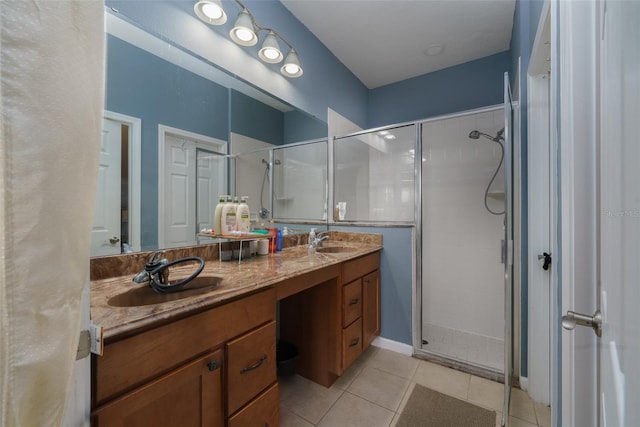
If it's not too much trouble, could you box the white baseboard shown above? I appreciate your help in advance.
[371,337,413,356]
[519,376,529,391]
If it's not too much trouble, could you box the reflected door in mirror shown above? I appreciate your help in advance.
[92,118,123,256]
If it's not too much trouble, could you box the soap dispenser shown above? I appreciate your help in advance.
[221,195,236,234]
[236,196,251,232]
[213,195,226,235]
[308,228,316,254]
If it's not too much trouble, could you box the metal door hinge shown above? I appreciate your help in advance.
[76,324,104,360]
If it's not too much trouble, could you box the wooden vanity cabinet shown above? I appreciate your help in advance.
[279,251,381,387]
[91,288,277,427]
[339,252,381,373]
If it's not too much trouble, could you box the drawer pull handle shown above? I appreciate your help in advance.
[364,279,371,284]
[349,337,360,348]
[349,298,359,306]
[240,355,268,374]
[207,360,219,371]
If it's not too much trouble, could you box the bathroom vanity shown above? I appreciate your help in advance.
[89,233,381,426]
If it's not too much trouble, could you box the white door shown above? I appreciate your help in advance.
[598,1,640,425]
[91,118,122,256]
[164,134,197,248]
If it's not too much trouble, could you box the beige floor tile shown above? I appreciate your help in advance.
[468,375,505,412]
[534,401,552,427]
[365,348,419,379]
[389,413,401,427]
[509,387,537,425]
[331,345,378,391]
[318,392,395,427]
[508,415,538,427]
[347,366,411,411]
[280,407,315,427]
[412,360,471,400]
[279,374,344,424]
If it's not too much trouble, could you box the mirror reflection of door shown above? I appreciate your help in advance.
[91,118,125,256]
[159,127,226,249]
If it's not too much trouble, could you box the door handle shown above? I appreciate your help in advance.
[562,309,602,337]
[538,252,552,270]
[109,236,120,244]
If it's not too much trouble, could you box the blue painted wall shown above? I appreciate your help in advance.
[368,51,511,128]
[230,90,284,145]
[330,225,414,345]
[284,110,328,144]
[510,0,545,378]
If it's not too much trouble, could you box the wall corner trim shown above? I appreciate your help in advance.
[371,337,414,356]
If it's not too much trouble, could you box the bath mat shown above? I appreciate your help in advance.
[395,384,496,427]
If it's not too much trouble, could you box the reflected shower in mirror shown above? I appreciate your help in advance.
[272,140,328,221]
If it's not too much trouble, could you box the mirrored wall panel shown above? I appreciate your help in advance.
[272,140,328,221]
[334,125,416,222]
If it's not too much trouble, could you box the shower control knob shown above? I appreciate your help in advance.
[109,236,120,244]
[538,252,552,271]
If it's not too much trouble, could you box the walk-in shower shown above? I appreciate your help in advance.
[419,106,508,376]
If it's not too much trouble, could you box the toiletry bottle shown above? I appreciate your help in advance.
[221,195,236,234]
[236,196,251,232]
[213,195,226,235]
[308,228,316,254]
[277,228,283,251]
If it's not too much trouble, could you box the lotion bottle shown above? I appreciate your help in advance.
[221,195,236,234]
[213,195,226,235]
[236,196,251,232]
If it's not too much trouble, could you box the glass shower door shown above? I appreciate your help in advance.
[502,72,515,427]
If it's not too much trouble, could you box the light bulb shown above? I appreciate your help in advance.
[201,3,223,20]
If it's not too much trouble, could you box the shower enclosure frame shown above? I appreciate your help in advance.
[411,103,521,384]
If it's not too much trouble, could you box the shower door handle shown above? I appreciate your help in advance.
[501,239,513,266]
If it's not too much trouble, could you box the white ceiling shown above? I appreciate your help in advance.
[281,0,516,89]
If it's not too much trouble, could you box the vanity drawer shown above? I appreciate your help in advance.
[342,252,380,284]
[342,318,362,370]
[228,383,279,427]
[342,279,362,328]
[94,288,275,407]
[226,321,277,415]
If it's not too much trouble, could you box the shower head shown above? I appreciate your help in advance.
[468,129,504,143]
[262,159,270,169]
[468,130,481,139]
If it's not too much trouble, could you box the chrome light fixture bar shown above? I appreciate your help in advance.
[194,0,303,78]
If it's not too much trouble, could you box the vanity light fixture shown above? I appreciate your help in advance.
[194,0,227,25]
[194,0,303,78]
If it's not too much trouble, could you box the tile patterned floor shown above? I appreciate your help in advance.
[279,346,551,427]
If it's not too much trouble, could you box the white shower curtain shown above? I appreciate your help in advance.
[0,2,104,426]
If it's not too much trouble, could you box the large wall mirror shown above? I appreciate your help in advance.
[91,10,328,257]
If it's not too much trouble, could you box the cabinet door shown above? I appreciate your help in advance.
[92,350,223,427]
[362,270,380,348]
[228,383,279,427]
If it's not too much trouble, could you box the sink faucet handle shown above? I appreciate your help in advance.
[148,250,166,263]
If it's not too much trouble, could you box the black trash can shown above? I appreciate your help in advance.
[276,340,298,377]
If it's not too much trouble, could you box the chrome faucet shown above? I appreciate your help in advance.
[312,231,330,248]
[132,250,168,284]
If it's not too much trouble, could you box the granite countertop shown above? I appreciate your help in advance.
[91,241,382,341]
